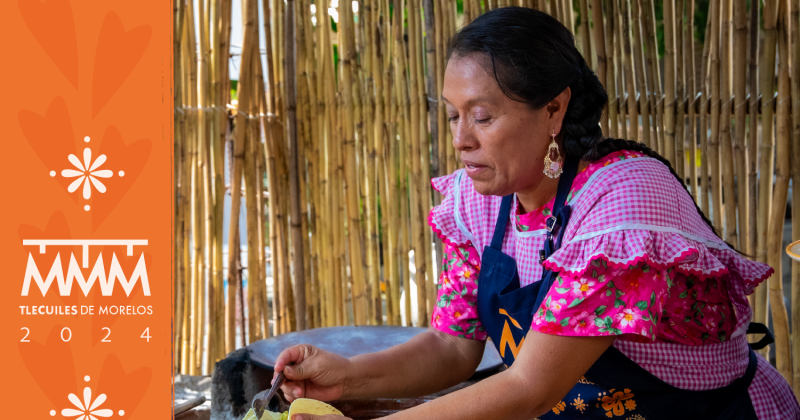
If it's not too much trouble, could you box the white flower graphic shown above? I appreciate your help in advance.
[61,148,113,199]
[61,386,113,420]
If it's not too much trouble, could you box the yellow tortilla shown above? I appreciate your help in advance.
[287,398,343,418]
[242,408,259,420]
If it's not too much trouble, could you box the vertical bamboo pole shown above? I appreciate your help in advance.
[228,0,256,350]
[334,47,347,327]
[327,0,345,327]
[614,0,627,139]
[313,0,329,327]
[393,0,413,325]
[446,0,457,174]
[579,0,592,64]
[285,0,307,331]
[436,0,448,177]
[756,0,779,338]
[644,0,663,153]
[297,0,317,329]
[720,0,737,245]
[564,0,575,33]
[463,0,472,25]
[768,0,792,384]
[263,0,288,337]
[685,0,697,197]
[236,227,247,347]
[179,17,192,366]
[342,0,369,325]
[663,0,678,166]
[472,0,483,19]
[200,0,214,373]
[791,0,800,396]
[185,0,201,375]
[244,109,262,343]
[675,0,685,179]
[376,0,394,326]
[606,0,619,138]
[417,0,436,325]
[708,0,723,233]
[699,5,713,214]
[214,0,232,360]
[591,0,608,136]
[631,0,650,147]
[254,37,270,340]
[425,0,443,317]
[174,0,186,371]
[408,0,429,327]
[276,0,297,335]
[748,0,760,262]
[733,0,749,252]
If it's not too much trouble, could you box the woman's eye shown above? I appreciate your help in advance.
[448,116,458,122]
[475,118,490,124]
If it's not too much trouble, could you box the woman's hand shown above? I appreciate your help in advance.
[274,344,352,402]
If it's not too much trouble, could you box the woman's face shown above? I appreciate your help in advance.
[442,54,569,198]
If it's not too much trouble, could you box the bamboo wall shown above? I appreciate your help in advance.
[174,0,800,397]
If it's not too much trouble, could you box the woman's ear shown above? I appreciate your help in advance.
[545,87,571,135]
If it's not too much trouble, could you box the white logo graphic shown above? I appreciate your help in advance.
[49,136,125,212]
[21,240,149,297]
[51,375,125,418]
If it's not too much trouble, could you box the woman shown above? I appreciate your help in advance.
[274,8,799,419]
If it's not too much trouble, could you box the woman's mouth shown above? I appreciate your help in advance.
[462,160,488,176]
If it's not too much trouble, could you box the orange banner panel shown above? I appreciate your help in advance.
[1,0,173,418]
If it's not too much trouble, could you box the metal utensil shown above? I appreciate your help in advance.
[252,368,288,418]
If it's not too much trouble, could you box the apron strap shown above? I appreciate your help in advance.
[548,155,582,229]
[746,322,775,351]
[541,155,582,260]
[490,194,514,251]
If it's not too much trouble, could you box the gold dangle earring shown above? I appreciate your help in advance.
[543,128,564,179]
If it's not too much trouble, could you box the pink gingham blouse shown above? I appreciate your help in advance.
[428,151,798,418]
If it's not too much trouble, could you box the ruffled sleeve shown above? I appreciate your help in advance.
[430,241,487,340]
[542,157,773,296]
[531,261,667,340]
[429,170,471,247]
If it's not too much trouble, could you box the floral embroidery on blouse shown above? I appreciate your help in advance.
[430,150,736,345]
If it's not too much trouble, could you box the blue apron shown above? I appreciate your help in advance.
[476,155,769,419]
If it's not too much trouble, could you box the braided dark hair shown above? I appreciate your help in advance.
[448,7,725,242]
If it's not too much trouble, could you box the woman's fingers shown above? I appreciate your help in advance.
[274,344,313,373]
[283,362,312,381]
[280,381,305,401]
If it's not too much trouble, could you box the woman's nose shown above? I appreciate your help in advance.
[451,120,475,152]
